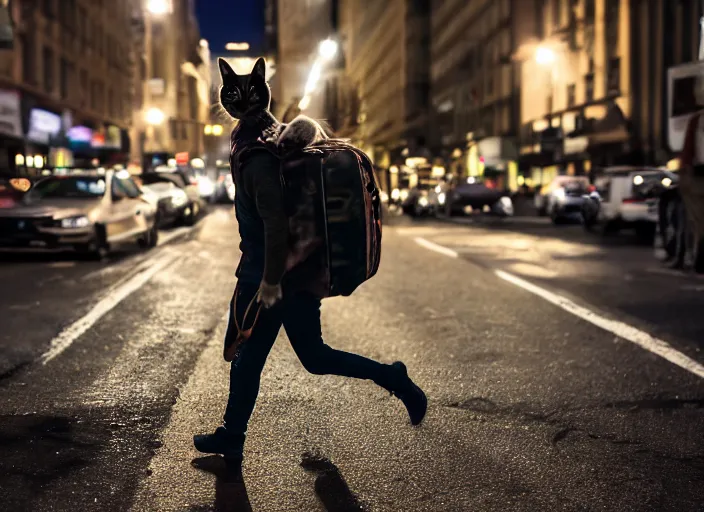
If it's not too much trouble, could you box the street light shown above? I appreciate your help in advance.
[146,0,170,15]
[535,46,555,65]
[319,38,338,61]
[204,124,223,136]
[145,107,165,125]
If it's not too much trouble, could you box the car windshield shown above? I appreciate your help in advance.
[28,176,106,199]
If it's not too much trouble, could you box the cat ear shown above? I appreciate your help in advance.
[218,58,236,81]
[252,58,266,80]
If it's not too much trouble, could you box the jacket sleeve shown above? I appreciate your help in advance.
[241,150,289,285]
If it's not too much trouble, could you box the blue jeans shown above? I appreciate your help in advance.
[223,282,394,433]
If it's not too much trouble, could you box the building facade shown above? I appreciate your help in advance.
[430,0,537,191]
[130,0,206,171]
[0,0,136,176]
[518,0,703,190]
[339,0,431,171]
[276,0,334,121]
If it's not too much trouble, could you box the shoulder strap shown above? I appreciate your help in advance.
[681,112,702,166]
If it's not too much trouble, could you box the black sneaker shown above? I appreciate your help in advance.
[193,426,245,463]
[389,362,427,426]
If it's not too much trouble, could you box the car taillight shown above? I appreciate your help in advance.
[622,197,646,204]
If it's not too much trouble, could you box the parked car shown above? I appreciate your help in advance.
[0,170,158,257]
[139,172,194,227]
[581,166,677,241]
[151,165,205,225]
[439,176,514,217]
[213,164,235,203]
[535,175,590,223]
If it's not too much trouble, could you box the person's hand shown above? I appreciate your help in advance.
[257,281,282,308]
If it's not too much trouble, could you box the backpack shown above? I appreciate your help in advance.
[237,140,383,298]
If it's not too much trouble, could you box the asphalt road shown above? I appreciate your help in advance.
[0,206,702,512]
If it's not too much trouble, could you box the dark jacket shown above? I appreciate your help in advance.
[231,132,289,286]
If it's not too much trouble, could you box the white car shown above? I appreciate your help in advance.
[0,170,159,257]
[582,166,678,241]
[535,176,590,223]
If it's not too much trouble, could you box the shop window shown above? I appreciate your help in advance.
[584,73,594,102]
[567,83,576,107]
[606,57,620,96]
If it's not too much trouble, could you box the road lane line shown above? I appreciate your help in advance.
[494,269,704,380]
[39,252,179,365]
[157,226,192,246]
[414,237,459,258]
[412,235,704,379]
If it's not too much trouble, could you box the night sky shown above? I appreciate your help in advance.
[195,0,265,54]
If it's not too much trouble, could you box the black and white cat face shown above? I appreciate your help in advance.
[219,57,271,119]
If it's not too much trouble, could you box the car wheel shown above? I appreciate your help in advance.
[183,203,197,226]
[138,223,159,249]
[82,225,109,260]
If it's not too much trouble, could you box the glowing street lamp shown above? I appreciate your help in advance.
[146,0,170,15]
[535,46,556,65]
[319,38,338,62]
[145,107,165,125]
[305,61,322,95]
[298,95,311,110]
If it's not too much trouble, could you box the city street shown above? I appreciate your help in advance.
[1,207,703,511]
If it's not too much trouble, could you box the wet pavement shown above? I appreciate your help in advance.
[0,206,703,511]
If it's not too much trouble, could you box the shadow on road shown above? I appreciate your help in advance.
[191,455,252,512]
[0,413,108,507]
[301,451,369,512]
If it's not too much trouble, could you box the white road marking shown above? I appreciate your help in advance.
[414,237,459,258]
[413,235,704,380]
[495,269,704,380]
[157,226,192,246]
[39,252,179,365]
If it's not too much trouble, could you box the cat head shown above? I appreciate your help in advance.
[218,57,271,119]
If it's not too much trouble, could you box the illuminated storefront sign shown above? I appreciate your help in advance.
[68,125,93,150]
[27,109,61,145]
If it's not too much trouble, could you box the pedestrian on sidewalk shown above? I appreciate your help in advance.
[194,58,427,466]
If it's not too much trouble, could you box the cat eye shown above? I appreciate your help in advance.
[224,88,240,101]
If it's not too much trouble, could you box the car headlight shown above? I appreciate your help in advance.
[391,188,401,201]
[437,192,446,205]
[171,189,189,207]
[553,188,566,199]
[500,196,513,208]
[400,189,409,201]
[60,215,91,229]
[380,191,389,203]
[418,196,429,207]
